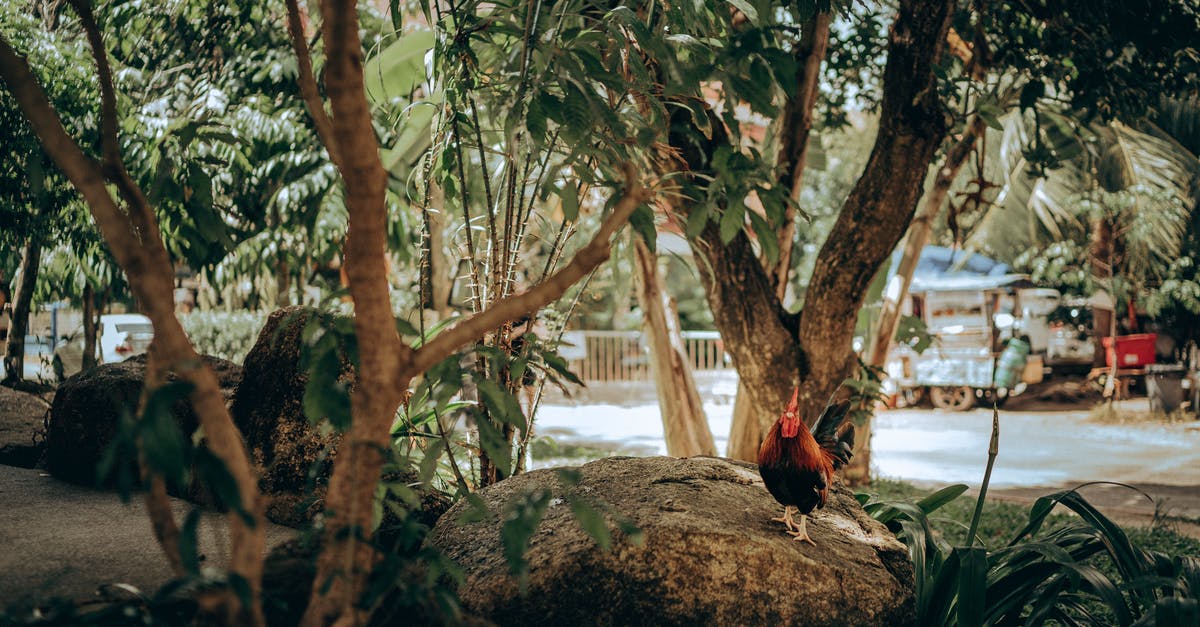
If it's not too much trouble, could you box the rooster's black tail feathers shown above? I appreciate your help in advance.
[811,400,855,469]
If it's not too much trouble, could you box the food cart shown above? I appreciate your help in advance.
[885,274,1052,410]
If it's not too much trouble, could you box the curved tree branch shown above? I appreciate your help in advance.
[284,0,343,169]
[409,165,650,375]
[795,0,955,420]
[0,31,267,627]
[301,0,412,623]
[66,0,158,242]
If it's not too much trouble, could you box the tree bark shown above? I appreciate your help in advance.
[427,184,454,317]
[688,0,954,461]
[633,239,715,457]
[275,254,291,307]
[1,24,267,625]
[81,283,97,370]
[1091,216,1116,366]
[865,116,985,371]
[3,238,40,382]
[792,0,954,421]
[771,10,831,300]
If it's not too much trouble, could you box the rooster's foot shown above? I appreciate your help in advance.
[771,506,799,533]
[788,514,817,545]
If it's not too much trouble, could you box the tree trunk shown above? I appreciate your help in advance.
[427,183,454,317]
[3,238,41,382]
[633,239,715,457]
[847,116,985,482]
[688,0,955,461]
[1091,216,1116,366]
[771,10,831,300]
[275,254,291,307]
[726,381,761,459]
[866,116,985,369]
[1,25,267,624]
[81,283,98,370]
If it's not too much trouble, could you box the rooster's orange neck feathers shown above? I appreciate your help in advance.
[780,387,802,439]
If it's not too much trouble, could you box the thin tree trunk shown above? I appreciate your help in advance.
[633,239,714,457]
[726,381,760,459]
[428,184,453,317]
[3,238,41,381]
[1091,216,1115,367]
[770,10,831,300]
[81,283,97,370]
[275,254,291,307]
[0,22,267,624]
[866,116,986,369]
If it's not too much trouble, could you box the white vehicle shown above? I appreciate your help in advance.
[53,313,154,380]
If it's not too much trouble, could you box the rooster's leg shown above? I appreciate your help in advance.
[789,514,816,545]
[771,506,799,533]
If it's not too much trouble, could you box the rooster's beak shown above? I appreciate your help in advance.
[787,387,800,413]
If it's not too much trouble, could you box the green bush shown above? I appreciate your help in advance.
[860,482,1200,625]
[178,311,269,365]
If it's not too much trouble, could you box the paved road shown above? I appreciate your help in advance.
[0,466,295,608]
[537,399,1200,487]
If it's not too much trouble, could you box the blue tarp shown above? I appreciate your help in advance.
[889,245,1009,279]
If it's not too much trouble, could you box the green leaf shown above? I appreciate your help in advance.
[194,447,254,527]
[895,314,935,354]
[560,183,579,222]
[629,204,656,252]
[567,494,612,551]
[542,351,583,386]
[501,487,552,588]
[956,547,987,627]
[915,484,969,515]
[685,203,711,239]
[363,30,435,105]
[977,97,1005,131]
[179,508,204,576]
[719,204,744,243]
[475,415,512,476]
[96,409,139,501]
[476,380,527,435]
[526,97,548,148]
[303,350,352,431]
[139,381,195,490]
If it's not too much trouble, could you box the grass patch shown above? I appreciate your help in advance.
[1087,400,1196,424]
[862,478,1200,557]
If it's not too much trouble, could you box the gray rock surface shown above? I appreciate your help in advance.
[43,354,241,487]
[0,386,48,468]
[0,465,295,608]
[429,456,915,626]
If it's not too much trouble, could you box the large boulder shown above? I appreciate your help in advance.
[229,307,348,526]
[0,385,49,468]
[44,354,241,486]
[429,456,915,626]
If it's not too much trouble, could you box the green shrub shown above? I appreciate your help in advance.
[178,311,269,365]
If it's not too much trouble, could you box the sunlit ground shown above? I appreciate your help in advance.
[535,374,1200,488]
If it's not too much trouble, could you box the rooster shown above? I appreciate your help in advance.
[758,389,855,545]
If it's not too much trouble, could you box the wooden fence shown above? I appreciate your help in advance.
[566,330,731,383]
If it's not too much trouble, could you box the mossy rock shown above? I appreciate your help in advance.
[429,456,916,626]
[229,306,352,526]
[43,354,241,486]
